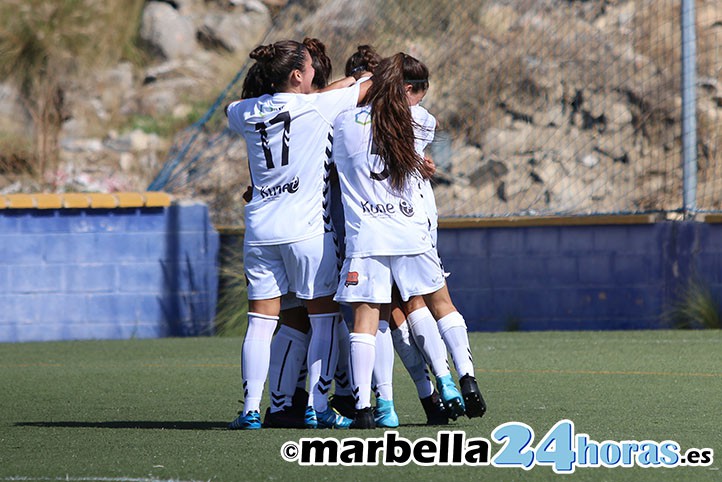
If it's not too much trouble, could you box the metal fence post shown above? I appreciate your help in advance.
[681,0,697,217]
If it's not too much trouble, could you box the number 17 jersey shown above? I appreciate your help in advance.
[227,85,360,246]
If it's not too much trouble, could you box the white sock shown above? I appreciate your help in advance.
[372,320,394,401]
[268,325,308,413]
[407,306,450,379]
[392,321,434,399]
[437,311,475,378]
[296,330,310,391]
[241,312,278,414]
[349,332,376,410]
[333,317,353,396]
[307,313,342,412]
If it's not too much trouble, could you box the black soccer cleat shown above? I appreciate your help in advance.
[329,393,357,420]
[460,375,487,418]
[351,407,376,429]
[263,406,307,429]
[420,390,449,426]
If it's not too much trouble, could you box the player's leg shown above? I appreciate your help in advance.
[264,296,311,428]
[392,251,465,420]
[372,303,399,427]
[349,301,380,429]
[335,255,394,429]
[423,284,486,418]
[291,232,350,428]
[229,245,285,430]
[330,306,355,419]
[389,299,448,425]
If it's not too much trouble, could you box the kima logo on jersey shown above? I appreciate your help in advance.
[259,176,300,199]
[360,200,415,217]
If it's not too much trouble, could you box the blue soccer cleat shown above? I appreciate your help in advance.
[228,410,262,430]
[436,374,466,420]
[316,406,352,429]
[373,398,399,428]
[304,406,318,429]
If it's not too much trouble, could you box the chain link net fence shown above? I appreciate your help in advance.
[149,0,722,225]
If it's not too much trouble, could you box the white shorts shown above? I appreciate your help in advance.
[244,232,340,301]
[334,249,445,304]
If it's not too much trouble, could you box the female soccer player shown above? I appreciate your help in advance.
[400,53,486,420]
[225,39,370,430]
[333,53,485,428]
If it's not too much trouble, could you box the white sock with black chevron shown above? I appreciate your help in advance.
[437,311,475,378]
[268,324,309,414]
[241,312,278,414]
[392,320,434,399]
[407,306,451,379]
[307,312,341,413]
[372,320,394,400]
[349,332,376,410]
[333,317,353,396]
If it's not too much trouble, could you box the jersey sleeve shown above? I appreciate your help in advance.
[314,83,361,122]
[226,99,247,133]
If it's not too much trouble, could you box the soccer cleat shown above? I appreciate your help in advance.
[304,406,318,429]
[351,407,376,429]
[420,390,449,426]
[316,406,352,429]
[436,374,465,420]
[460,375,487,418]
[263,406,306,429]
[228,410,261,430]
[373,398,399,428]
[329,393,357,419]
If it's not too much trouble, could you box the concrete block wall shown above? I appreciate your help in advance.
[437,216,722,331]
[0,194,219,342]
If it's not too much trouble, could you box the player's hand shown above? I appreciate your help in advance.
[242,185,252,203]
[420,156,436,179]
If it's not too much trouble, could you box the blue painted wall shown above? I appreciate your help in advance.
[0,202,219,342]
[438,221,721,331]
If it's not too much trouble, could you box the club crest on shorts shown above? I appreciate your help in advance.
[345,271,359,287]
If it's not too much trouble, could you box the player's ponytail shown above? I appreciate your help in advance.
[364,53,422,191]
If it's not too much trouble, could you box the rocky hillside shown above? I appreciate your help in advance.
[0,0,720,224]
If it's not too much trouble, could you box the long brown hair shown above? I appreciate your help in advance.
[362,53,422,191]
[241,40,308,98]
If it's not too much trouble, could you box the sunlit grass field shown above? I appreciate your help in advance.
[1,330,720,481]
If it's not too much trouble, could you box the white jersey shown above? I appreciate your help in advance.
[227,84,360,246]
[411,104,438,233]
[333,106,432,257]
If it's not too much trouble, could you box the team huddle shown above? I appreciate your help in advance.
[225,38,487,430]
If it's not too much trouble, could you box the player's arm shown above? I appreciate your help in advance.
[318,69,372,93]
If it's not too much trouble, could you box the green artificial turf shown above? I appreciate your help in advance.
[0,330,720,481]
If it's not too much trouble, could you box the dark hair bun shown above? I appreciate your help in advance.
[250,44,275,62]
[303,37,326,57]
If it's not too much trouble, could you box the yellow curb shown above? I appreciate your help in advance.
[62,193,91,209]
[143,191,172,207]
[114,192,145,208]
[88,193,119,209]
[6,194,35,209]
[34,193,64,209]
